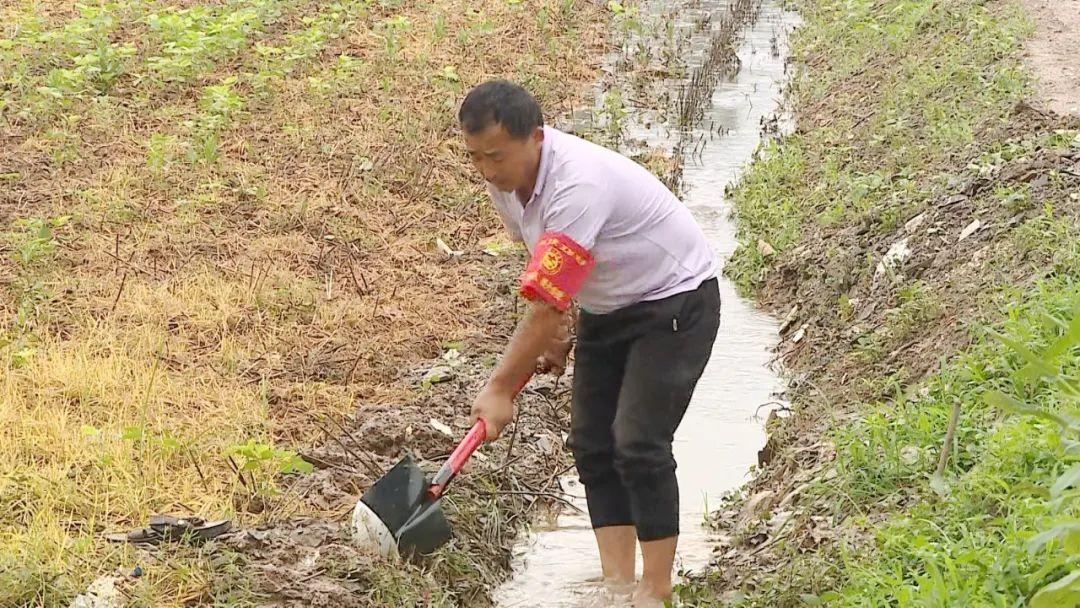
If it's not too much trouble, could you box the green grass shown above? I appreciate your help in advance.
[816,279,1078,606]
[724,0,1032,292]
[674,0,1079,605]
[676,278,1078,607]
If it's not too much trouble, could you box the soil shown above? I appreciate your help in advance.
[1020,0,1080,116]
[207,253,578,606]
[0,1,609,604]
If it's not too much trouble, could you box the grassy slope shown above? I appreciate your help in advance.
[677,0,1079,606]
[0,1,609,605]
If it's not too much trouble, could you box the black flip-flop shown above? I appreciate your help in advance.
[106,514,231,545]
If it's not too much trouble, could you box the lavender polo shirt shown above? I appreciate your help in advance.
[488,126,716,314]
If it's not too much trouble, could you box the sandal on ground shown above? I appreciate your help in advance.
[106,514,231,544]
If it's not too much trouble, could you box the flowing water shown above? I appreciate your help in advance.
[495,2,797,605]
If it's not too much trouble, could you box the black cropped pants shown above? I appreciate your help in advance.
[569,278,720,541]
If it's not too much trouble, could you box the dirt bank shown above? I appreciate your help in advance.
[209,254,578,606]
[675,0,1080,605]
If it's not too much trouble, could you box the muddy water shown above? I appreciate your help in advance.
[494,2,796,606]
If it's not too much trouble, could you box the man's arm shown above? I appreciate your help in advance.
[471,300,564,440]
[473,178,607,440]
[471,230,594,441]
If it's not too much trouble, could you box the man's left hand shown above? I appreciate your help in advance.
[536,310,572,376]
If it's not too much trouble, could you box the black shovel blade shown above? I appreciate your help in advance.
[359,454,428,537]
[396,496,452,558]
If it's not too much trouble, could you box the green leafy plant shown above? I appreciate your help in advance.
[186,77,244,164]
[6,216,70,266]
[145,2,279,83]
[379,15,411,58]
[600,89,628,147]
[145,132,176,174]
[227,439,313,496]
[984,309,1080,608]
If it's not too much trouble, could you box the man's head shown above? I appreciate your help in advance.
[458,80,544,194]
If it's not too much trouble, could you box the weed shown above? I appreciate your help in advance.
[379,14,411,58]
[145,132,176,174]
[724,0,1032,293]
[186,77,244,164]
[680,0,1080,605]
[227,439,313,497]
[5,216,69,267]
[145,1,283,83]
[600,88,628,147]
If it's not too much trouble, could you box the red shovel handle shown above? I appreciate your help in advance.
[428,374,532,498]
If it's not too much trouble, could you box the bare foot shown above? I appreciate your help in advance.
[631,581,671,607]
[604,576,636,589]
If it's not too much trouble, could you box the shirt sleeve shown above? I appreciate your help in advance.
[517,176,607,311]
[541,177,611,250]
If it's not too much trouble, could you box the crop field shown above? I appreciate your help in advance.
[0,1,610,604]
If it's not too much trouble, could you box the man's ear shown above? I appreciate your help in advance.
[532,125,544,145]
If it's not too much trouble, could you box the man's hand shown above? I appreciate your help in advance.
[471,385,515,440]
[476,300,566,441]
[536,308,573,376]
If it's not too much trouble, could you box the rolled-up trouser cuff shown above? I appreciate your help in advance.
[624,466,680,541]
[580,469,634,529]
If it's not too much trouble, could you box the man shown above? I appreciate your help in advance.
[462,80,720,606]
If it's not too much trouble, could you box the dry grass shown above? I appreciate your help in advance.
[0,0,610,604]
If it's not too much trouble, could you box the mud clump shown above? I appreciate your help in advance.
[212,313,576,605]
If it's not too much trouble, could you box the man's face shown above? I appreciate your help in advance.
[463,123,543,194]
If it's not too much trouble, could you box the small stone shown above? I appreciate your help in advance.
[757,239,777,257]
[958,219,982,242]
[421,365,455,385]
[900,446,920,465]
[70,576,124,608]
[904,213,927,233]
[779,304,800,334]
[791,324,808,343]
[435,237,463,257]
[875,238,911,275]
[429,419,454,438]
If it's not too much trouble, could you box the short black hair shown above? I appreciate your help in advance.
[458,79,544,139]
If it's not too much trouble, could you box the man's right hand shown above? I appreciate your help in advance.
[470,385,515,441]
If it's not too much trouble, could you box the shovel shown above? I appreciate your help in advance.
[352,374,532,559]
